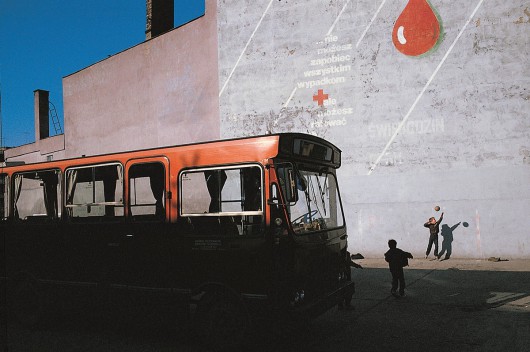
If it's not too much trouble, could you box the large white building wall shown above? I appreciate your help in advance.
[217,0,530,258]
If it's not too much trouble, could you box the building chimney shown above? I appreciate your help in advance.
[146,0,174,40]
[34,89,49,141]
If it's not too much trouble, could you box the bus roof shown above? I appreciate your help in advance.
[0,133,341,173]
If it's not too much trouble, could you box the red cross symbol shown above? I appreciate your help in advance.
[313,89,329,106]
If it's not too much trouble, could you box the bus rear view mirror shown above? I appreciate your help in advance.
[286,168,297,203]
[270,163,298,205]
[268,183,280,205]
[268,181,296,206]
[272,163,298,205]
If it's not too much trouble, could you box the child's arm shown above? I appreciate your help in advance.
[350,261,363,269]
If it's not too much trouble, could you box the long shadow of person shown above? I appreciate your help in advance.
[438,222,461,260]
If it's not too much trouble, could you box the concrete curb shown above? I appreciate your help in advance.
[352,258,530,271]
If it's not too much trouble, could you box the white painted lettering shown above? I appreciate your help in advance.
[368,119,446,138]
[310,117,348,129]
[323,98,337,106]
[310,55,351,67]
[297,76,346,89]
[317,43,353,55]
[316,107,354,117]
[303,64,351,78]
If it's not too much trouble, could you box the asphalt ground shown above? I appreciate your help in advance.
[296,257,530,352]
[2,257,529,352]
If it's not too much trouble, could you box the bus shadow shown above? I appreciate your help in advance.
[2,299,196,351]
[2,267,530,352]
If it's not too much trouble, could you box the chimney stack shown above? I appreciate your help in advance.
[146,0,174,40]
[34,89,49,141]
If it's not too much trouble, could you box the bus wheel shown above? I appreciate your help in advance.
[193,290,250,350]
[10,277,42,328]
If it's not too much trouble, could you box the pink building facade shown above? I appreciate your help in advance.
[5,0,219,162]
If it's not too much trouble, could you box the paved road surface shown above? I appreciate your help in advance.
[2,258,529,352]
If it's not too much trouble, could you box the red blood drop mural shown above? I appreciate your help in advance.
[392,0,442,57]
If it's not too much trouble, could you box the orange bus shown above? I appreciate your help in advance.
[0,133,353,346]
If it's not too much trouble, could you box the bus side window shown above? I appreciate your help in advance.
[180,165,264,237]
[65,164,124,220]
[128,162,165,220]
[1,174,7,220]
[181,166,263,215]
[242,167,261,211]
[12,170,61,221]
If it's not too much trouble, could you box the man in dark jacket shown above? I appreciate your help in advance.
[384,239,413,297]
[424,212,444,259]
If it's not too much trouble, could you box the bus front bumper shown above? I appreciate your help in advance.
[295,280,355,319]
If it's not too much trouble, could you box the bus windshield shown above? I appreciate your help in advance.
[278,164,344,234]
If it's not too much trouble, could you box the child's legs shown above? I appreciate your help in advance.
[426,235,439,256]
[426,237,434,255]
[391,271,399,292]
[398,272,406,294]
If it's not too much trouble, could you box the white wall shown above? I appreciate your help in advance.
[217,0,530,258]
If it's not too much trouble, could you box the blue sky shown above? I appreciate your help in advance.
[0,0,205,147]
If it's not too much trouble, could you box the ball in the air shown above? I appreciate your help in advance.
[434,206,440,211]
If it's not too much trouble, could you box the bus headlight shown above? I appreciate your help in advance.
[290,290,305,306]
[274,218,283,226]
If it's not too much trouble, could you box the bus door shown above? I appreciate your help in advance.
[112,158,171,295]
[179,164,267,293]
[63,163,126,298]
[267,162,300,300]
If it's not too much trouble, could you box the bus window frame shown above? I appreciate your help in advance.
[271,160,346,234]
[125,157,170,222]
[178,163,264,218]
[1,173,9,220]
[64,162,125,220]
[289,169,345,234]
[11,168,62,221]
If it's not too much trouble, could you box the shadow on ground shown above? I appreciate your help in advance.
[1,267,529,352]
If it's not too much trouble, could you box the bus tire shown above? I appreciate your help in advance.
[10,276,42,328]
[193,289,250,351]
